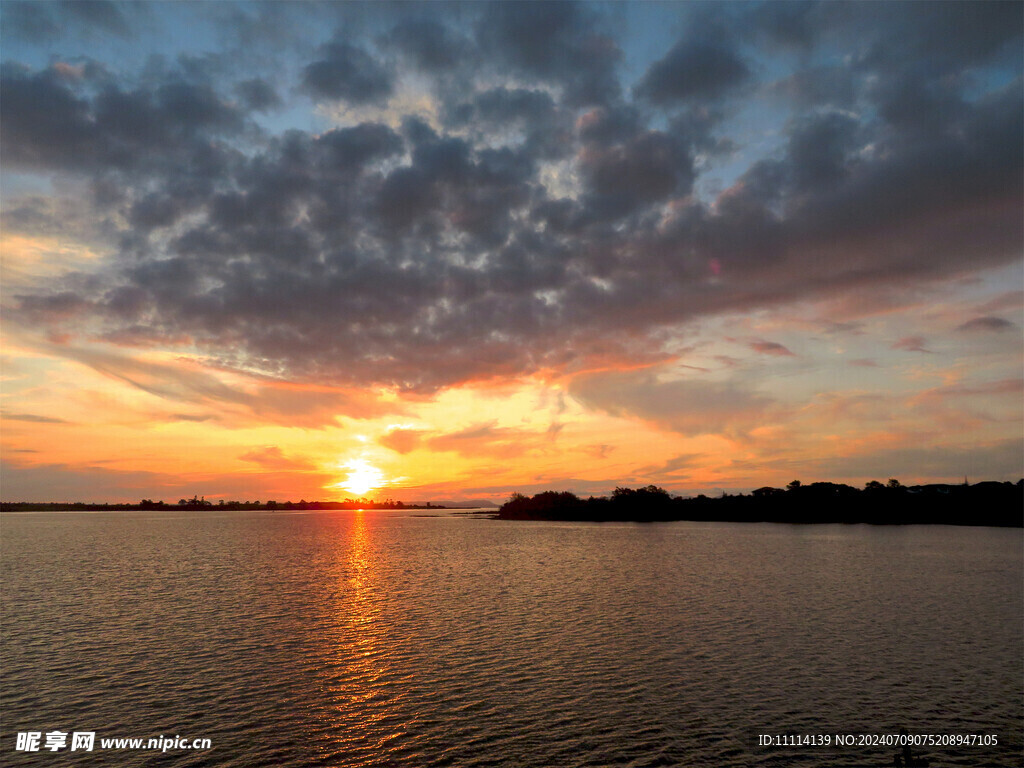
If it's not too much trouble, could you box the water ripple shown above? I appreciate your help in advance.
[2,512,1021,767]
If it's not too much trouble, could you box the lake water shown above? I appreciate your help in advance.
[2,510,1021,767]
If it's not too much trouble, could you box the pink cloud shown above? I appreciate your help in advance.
[749,339,797,356]
[892,336,932,353]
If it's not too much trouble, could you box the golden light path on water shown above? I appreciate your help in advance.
[319,510,411,763]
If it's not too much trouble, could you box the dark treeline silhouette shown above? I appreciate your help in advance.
[1,497,444,512]
[497,480,1024,527]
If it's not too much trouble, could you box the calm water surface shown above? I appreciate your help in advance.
[2,510,1021,767]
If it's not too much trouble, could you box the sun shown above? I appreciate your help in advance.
[338,459,384,497]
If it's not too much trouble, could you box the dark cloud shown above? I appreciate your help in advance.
[2,2,62,43]
[1,1,134,44]
[476,1,621,106]
[742,0,820,52]
[65,1,132,38]
[869,72,965,137]
[1,62,250,175]
[4,3,1022,396]
[634,39,749,104]
[0,64,96,169]
[853,1,1023,74]
[956,316,1017,334]
[302,40,393,104]
[786,111,860,192]
[576,105,643,146]
[386,17,471,71]
[769,66,857,109]
[580,130,694,219]
[445,86,569,160]
[235,78,281,112]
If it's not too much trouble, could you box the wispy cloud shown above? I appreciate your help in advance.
[2,412,70,424]
[892,336,932,354]
[956,316,1017,333]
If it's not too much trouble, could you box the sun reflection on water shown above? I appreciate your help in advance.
[315,511,412,763]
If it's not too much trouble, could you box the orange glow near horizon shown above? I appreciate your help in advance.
[2,272,1022,505]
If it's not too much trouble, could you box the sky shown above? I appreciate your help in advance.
[1,1,1022,504]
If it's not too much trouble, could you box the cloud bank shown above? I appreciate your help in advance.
[1,1,1021,401]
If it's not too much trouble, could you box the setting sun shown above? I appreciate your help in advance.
[336,459,384,497]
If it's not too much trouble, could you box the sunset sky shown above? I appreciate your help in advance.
[2,1,1021,503]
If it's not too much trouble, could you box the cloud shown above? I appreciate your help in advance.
[917,378,1024,401]
[235,78,281,112]
[42,345,393,428]
[635,452,703,479]
[748,339,796,357]
[0,61,250,174]
[635,39,750,104]
[581,443,615,460]
[476,1,621,106]
[568,367,776,437]
[168,413,214,423]
[387,17,472,72]
[892,336,932,354]
[425,422,555,459]
[579,130,694,219]
[302,40,393,104]
[850,2,1022,74]
[769,66,856,109]
[956,316,1017,333]
[3,4,1021,398]
[1,1,135,44]
[378,428,424,455]
[802,439,1024,483]
[1,412,71,424]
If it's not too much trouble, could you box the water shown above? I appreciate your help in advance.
[2,510,1021,767]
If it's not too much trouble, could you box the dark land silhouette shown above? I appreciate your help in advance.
[0,497,446,512]
[497,480,1024,527]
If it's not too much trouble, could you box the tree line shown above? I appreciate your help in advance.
[497,480,1023,527]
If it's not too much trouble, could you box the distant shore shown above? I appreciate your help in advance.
[0,499,449,512]
[496,480,1024,527]
[5,480,1022,527]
